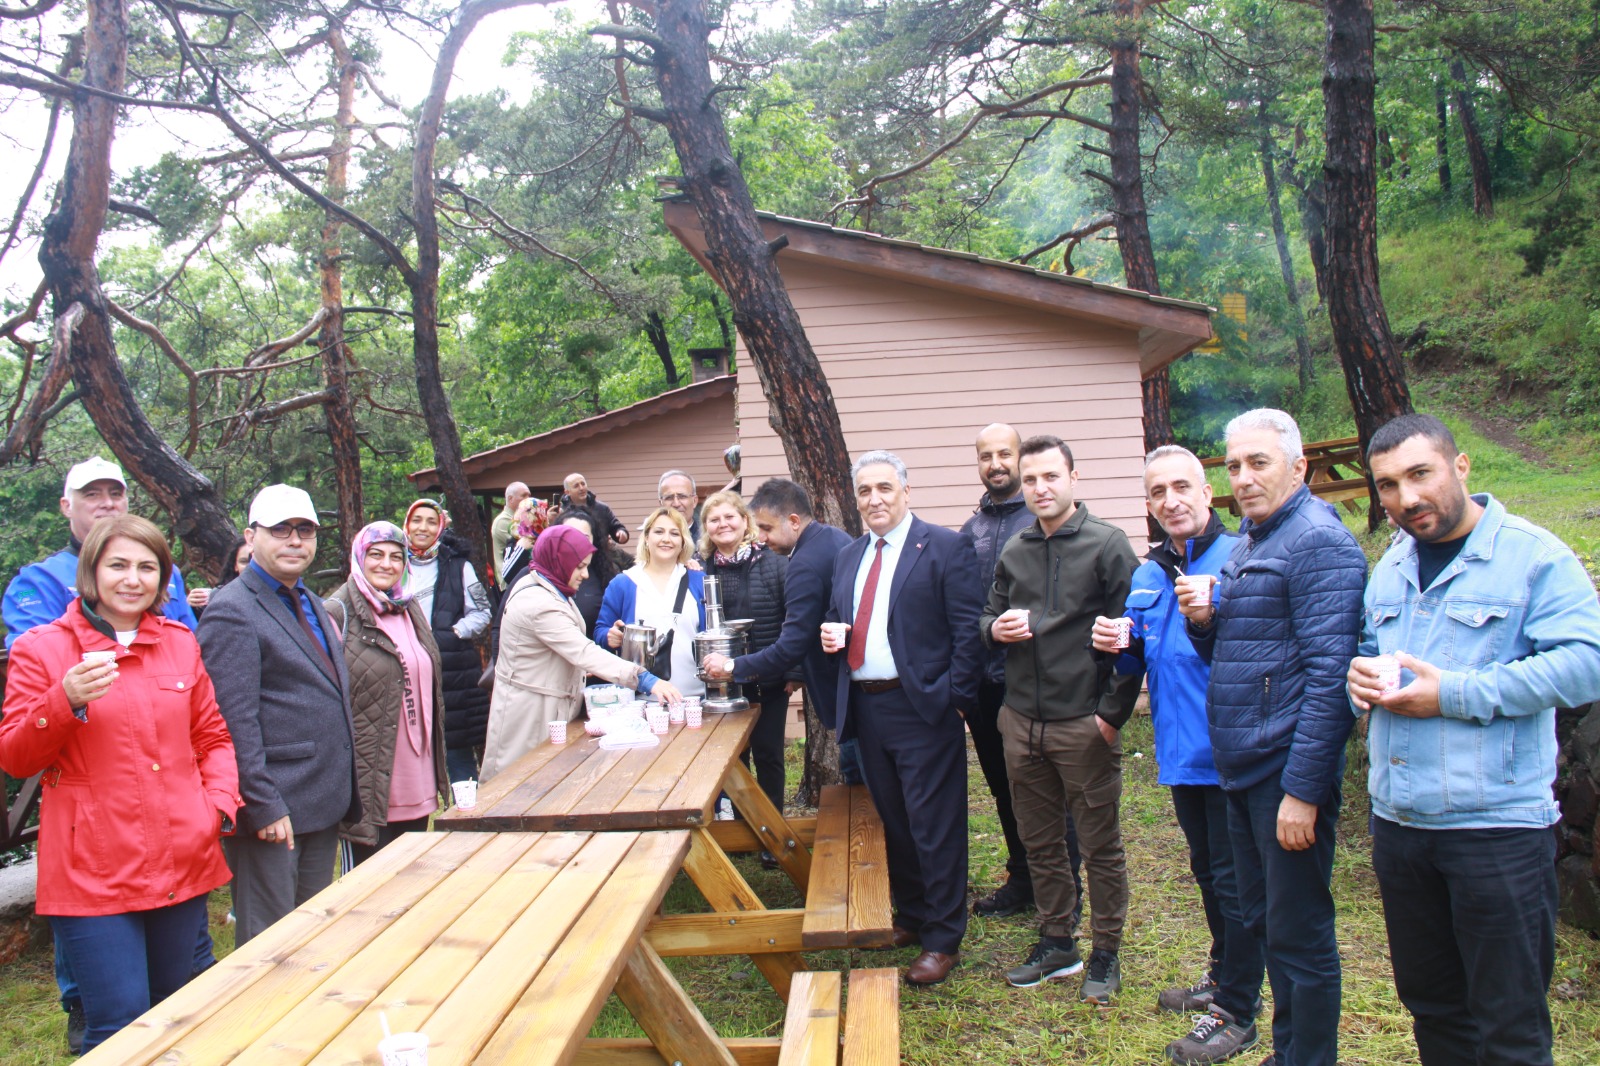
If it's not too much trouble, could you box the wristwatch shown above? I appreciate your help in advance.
[724,657,736,676]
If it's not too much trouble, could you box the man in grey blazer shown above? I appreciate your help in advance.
[198,485,360,945]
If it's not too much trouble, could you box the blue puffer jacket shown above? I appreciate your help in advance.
[1188,484,1367,803]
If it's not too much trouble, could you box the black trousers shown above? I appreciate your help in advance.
[851,683,969,955]
[741,682,791,811]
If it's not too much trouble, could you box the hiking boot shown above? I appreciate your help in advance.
[1004,939,1083,988]
[1158,968,1219,1012]
[973,877,1034,917]
[1165,1005,1259,1064]
[1080,949,1122,1005]
[65,1001,86,1056]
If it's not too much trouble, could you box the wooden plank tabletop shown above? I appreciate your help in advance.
[439,708,759,832]
[82,829,691,1066]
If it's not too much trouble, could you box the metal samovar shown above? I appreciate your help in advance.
[693,573,750,713]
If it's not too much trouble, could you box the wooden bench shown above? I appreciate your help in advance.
[801,785,893,950]
[777,968,900,1065]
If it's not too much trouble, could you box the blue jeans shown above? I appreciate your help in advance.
[1372,818,1556,1066]
[1228,777,1340,1066]
[1172,783,1262,1023]
[837,736,865,785]
[56,896,215,1011]
[49,895,209,1053]
[446,745,480,783]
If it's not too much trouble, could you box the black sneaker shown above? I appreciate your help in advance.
[65,1001,86,1056]
[759,849,781,870]
[1004,939,1083,988]
[1166,1005,1259,1064]
[1158,969,1219,1012]
[1080,948,1122,1005]
[973,878,1034,917]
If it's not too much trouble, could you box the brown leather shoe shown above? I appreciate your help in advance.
[890,925,919,948]
[905,950,959,985]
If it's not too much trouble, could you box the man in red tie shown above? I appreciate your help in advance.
[822,450,984,986]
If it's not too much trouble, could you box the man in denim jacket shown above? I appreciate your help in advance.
[1348,413,1600,1066]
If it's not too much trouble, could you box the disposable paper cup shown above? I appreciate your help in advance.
[1372,654,1402,694]
[821,622,850,650]
[378,1031,429,1066]
[548,719,568,745]
[81,650,117,666]
[1111,617,1133,650]
[668,702,685,724]
[450,780,477,811]
[686,704,704,729]
[1189,575,1216,607]
[647,709,669,735]
[583,716,607,736]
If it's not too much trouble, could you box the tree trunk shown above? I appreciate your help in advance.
[1435,75,1452,194]
[1450,59,1494,218]
[37,0,239,578]
[320,29,364,563]
[795,689,842,807]
[647,0,858,537]
[1322,0,1413,528]
[1258,101,1315,397]
[1106,0,1170,450]
[643,311,680,386]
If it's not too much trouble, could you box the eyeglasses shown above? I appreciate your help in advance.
[660,493,695,505]
[260,522,319,540]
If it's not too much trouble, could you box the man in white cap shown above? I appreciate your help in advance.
[3,456,198,649]
[197,484,360,945]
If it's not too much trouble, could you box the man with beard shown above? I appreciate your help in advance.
[960,424,1083,921]
[1348,413,1600,1066]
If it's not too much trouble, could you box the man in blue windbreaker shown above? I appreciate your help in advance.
[1094,445,1262,1064]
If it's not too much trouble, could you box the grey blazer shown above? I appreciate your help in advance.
[198,567,361,835]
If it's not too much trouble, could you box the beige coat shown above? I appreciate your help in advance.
[479,574,645,781]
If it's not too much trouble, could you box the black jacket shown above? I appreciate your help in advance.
[960,490,1034,685]
[705,546,790,683]
[427,533,492,752]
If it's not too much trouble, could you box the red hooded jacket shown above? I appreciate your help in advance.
[0,602,239,916]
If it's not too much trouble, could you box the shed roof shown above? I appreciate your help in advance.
[409,374,736,484]
[663,201,1213,376]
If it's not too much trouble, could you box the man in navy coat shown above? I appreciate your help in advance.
[823,450,984,985]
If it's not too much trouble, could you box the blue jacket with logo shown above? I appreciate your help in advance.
[1187,484,1367,802]
[1115,513,1238,786]
[1362,494,1600,829]
[4,545,197,648]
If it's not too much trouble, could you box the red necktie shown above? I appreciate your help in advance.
[848,538,887,671]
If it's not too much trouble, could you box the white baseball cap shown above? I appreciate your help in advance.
[248,484,320,528]
[63,456,127,493]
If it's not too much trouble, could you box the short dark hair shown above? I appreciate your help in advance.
[77,514,172,615]
[1368,412,1458,461]
[1019,434,1075,471]
[748,477,813,519]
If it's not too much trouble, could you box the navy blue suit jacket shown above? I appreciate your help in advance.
[734,520,853,729]
[827,515,985,732]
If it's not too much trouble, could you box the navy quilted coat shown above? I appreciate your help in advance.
[1188,484,1367,803]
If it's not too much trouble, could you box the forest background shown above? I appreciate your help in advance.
[0,0,1597,591]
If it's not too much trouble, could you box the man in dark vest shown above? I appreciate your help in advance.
[402,499,492,783]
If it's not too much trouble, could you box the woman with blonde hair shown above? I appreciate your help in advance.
[596,507,706,699]
[698,491,790,834]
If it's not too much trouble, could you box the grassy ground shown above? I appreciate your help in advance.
[9,715,1596,1064]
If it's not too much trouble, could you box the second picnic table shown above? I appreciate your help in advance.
[436,707,895,1000]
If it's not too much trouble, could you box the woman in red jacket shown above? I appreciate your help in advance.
[0,515,239,1054]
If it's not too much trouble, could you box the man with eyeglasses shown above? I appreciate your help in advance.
[198,485,360,946]
[658,470,701,546]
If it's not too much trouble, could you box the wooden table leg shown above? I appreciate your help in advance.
[614,941,739,1066]
[720,761,812,893]
[683,827,806,1001]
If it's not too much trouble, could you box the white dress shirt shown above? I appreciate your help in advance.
[849,510,913,681]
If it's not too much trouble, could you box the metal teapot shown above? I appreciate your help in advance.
[620,623,662,671]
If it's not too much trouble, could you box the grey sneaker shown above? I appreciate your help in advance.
[1166,1005,1259,1064]
[1080,948,1121,1005]
[1004,940,1083,988]
[1158,969,1219,1012]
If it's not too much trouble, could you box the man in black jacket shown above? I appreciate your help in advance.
[960,423,1084,921]
[561,472,629,548]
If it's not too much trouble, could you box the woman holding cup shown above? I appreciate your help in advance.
[323,522,449,866]
[0,515,238,1054]
[481,525,683,780]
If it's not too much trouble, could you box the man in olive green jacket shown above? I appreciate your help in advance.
[979,435,1139,1005]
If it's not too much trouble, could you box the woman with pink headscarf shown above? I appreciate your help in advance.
[480,525,682,780]
[323,522,449,865]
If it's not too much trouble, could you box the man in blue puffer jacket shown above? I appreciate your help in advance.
[1178,409,1366,1066]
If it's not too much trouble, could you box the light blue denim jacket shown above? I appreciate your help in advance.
[1361,494,1600,829]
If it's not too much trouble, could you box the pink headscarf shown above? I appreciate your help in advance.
[350,521,414,614]
[530,524,594,597]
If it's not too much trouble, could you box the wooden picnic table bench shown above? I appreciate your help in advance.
[80,828,774,1066]
[436,710,895,1001]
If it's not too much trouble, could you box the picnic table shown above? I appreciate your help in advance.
[1205,434,1371,515]
[78,828,780,1066]
[437,708,895,1001]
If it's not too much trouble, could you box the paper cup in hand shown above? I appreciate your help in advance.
[821,621,850,651]
[378,1031,429,1066]
[81,651,117,667]
[1372,654,1402,694]
[1111,617,1133,650]
[1188,574,1216,607]
[548,719,568,745]
[450,780,477,811]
